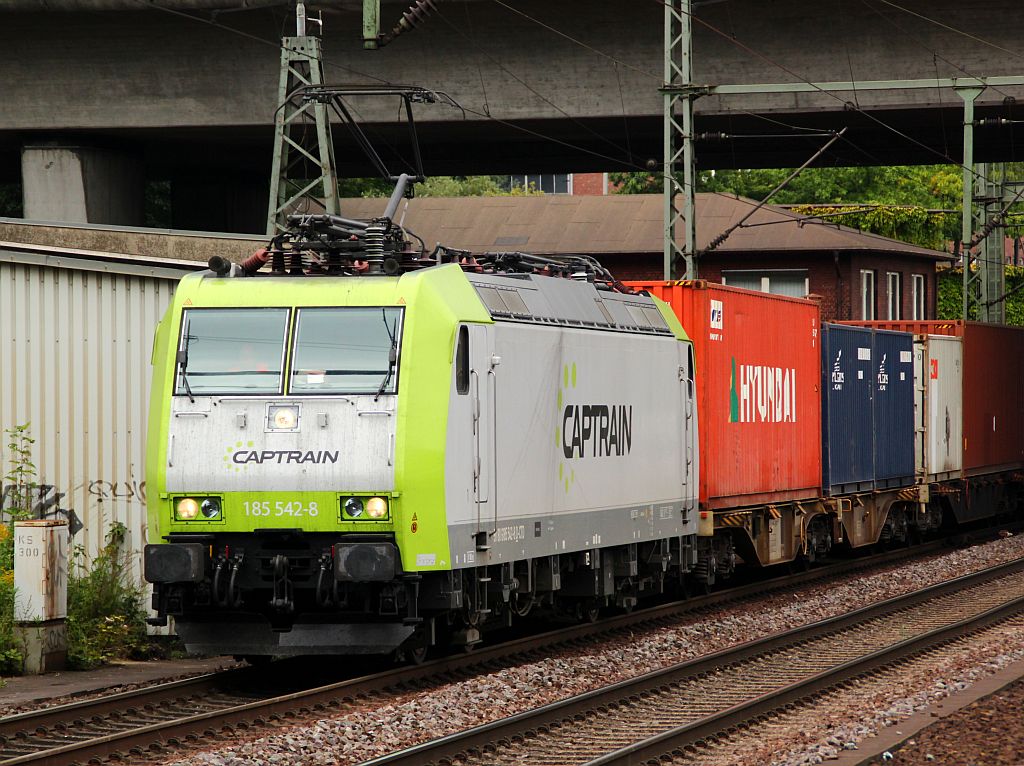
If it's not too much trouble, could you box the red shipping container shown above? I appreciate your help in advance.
[849,321,1024,476]
[627,281,822,509]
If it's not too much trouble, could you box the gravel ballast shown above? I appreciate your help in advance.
[156,535,1024,766]
[865,673,1024,765]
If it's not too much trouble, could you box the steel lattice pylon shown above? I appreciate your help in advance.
[663,0,697,280]
[971,162,1008,323]
[266,35,339,235]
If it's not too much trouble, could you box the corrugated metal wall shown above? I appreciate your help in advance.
[0,250,188,590]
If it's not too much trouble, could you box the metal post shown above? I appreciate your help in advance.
[663,0,696,280]
[266,5,339,235]
[363,0,381,49]
[957,86,982,321]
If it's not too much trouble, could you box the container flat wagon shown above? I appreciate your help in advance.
[852,320,1024,526]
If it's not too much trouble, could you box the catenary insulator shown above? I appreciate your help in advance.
[391,0,437,38]
[364,223,386,273]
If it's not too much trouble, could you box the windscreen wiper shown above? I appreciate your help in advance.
[374,310,398,402]
[177,334,196,404]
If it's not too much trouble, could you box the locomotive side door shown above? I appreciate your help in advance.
[682,342,699,509]
[468,324,495,539]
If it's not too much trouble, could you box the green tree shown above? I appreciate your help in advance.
[938,266,1024,325]
[612,164,961,207]
[337,175,542,198]
[610,164,967,249]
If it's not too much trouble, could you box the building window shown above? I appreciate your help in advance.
[912,274,926,319]
[721,269,809,298]
[860,270,876,320]
[886,272,902,320]
[508,174,570,194]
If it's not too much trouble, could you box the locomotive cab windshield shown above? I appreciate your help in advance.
[174,306,404,397]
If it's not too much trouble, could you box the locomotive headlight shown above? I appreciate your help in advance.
[174,496,222,521]
[200,498,222,519]
[267,404,299,431]
[175,498,200,520]
[365,497,389,519]
[343,497,364,518]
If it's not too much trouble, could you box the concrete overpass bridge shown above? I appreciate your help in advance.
[3,0,1024,231]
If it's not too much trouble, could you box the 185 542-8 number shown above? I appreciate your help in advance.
[243,500,319,517]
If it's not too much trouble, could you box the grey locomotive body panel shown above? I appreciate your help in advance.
[443,273,698,568]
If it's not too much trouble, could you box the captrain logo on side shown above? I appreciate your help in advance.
[555,362,634,494]
[561,404,633,459]
[558,362,633,460]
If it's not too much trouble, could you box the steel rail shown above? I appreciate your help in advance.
[362,555,1024,766]
[0,539,978,765]
[0,668,253,739]
[583,594,1024,766]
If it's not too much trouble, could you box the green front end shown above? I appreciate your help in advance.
[144,264,491,656]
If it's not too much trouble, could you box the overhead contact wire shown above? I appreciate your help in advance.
[648,0,1013,201]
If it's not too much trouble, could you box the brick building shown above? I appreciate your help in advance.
[340,193,952,321]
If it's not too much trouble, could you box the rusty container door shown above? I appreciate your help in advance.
[959,323,1024,474]
[626,281,822,509]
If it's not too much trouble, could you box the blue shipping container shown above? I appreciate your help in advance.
[871,329,915,488]
[822,324,874,495]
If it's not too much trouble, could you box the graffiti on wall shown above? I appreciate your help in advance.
[1,472,149,541]
[0,483,83,535]
[86,480,147,504]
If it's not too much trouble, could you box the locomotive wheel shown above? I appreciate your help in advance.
[462,585,482,627]
[687,577,711,597]
[674,574,690,600]
[399,627,431,665]
[405,643,429,665]
[577,599,601,624]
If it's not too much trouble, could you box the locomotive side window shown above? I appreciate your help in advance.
[175,308,288,396]
[456,325,469,395]
[290,307,404,395]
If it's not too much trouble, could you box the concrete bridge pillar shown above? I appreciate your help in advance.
[21,143,143,225]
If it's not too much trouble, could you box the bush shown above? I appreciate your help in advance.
[0,520,149,674]
[2,424,149,674]
[0,424,31,677]
[0,564,20,675]
[65,523,148,670]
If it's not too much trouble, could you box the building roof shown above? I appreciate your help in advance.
[339,193,952,261]
[0,239,204,279]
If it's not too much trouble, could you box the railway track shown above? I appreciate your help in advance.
[0,541,995,765]
[366,556,1024,766]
